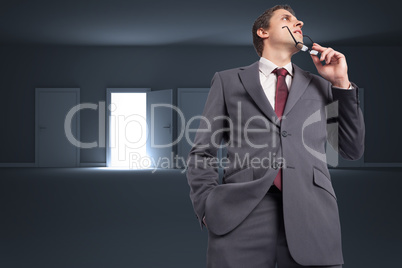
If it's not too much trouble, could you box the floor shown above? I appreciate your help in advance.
[0,167,401,268]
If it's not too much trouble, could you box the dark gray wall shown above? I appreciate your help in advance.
[1,44,401,163]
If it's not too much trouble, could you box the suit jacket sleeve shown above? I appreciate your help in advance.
[327,81,365,160]
[186,71,229,230]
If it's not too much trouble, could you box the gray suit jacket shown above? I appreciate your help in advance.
[186,60,365,266]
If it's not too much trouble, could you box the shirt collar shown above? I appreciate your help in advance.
[259,56,293,77]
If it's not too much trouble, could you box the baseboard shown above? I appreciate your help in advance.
[363,163,402,167]
[79,163,106,167]
[0,163,36,167]
[2,162,398,168]
[0,163,107,167]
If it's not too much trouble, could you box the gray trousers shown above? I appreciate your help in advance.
[206,187,342,268]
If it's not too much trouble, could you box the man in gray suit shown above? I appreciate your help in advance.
[186,4,364,268]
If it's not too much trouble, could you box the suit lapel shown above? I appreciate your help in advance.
[283,63,312,117]
[238,61,312,126]
[238,61,279,127]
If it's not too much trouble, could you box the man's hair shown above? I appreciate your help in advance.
[252,4,296,57]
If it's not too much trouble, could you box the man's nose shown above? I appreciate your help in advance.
[295,20,304,29]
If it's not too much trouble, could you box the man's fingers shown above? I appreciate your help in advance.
[313,43,344,64]
[310,53,322,67]
[312,43,332,61]
[312,43,326,52]
[320,47,334,61]
[325,50,336,64]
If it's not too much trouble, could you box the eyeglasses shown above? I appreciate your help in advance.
[300,34,319,56]
[281,26,320,56]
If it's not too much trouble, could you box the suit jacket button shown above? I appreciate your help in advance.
[281,131,288,137]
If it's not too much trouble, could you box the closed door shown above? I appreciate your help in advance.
[177,88,210,168]
[146,89,173,168]
[36,88,80,167]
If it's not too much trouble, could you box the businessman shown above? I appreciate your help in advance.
[186,4,365,268]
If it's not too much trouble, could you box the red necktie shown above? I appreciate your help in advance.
[271,67,289,191]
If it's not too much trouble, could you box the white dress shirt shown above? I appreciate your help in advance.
[258,56,353,110]
[259,57,294,110]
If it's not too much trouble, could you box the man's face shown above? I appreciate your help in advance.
[265,9,304,50]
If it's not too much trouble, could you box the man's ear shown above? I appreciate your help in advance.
[257,28,269,39]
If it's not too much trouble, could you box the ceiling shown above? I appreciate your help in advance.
[0,0,400,46]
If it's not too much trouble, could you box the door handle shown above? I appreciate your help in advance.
[163,124,171,134]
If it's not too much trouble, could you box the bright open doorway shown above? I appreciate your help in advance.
[106,88,150,169]
[106,88,174,169]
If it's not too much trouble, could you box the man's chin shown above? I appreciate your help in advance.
[286,43,299,50]
[292,49,301,55]
[289,45,301,55]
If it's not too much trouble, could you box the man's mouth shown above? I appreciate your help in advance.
[293,30,302,35]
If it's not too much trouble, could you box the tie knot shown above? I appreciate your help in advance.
[272,68,288,77]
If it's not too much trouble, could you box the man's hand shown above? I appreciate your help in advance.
[203,216,207,227]
[310,43,351,89]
